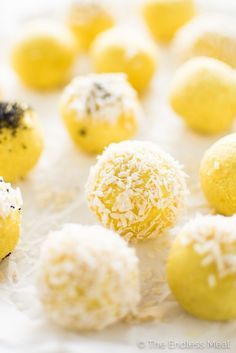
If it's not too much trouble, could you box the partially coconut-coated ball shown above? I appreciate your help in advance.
[174,15,236,68]
[38,224,140,331]
[0,102,43,182]
[0,177,22,260]
[142,0,196,43]
[61,73,140,154]
[86,140,187,242]
[11,21,77,90]
[67,0,114,50]
[90,28,157,92]
[200,133,236,216]
[169,57,236,134]
[167,215,236,321]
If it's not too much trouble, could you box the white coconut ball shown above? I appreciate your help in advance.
[38,224,140,331]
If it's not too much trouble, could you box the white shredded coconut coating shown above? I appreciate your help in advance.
[0,177,22,218]
[179,215,236,281]
[86,141,188,242]
[38,224,140,331]
[61,73,140,125]
[174,15,236,67]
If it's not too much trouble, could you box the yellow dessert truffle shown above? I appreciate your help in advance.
[169,57,236,134]
[142,0,196,43]
[200,133,236,216]
[86,141,187,242]
[67,0,114,51]
[0,177,22,260]
[0,102,43,182]
[11,21,77,90]
[174,15,236,68]
[38,224,140,331]
[167,215,236,321]
[61,73,140,154]
[90,28,157,92]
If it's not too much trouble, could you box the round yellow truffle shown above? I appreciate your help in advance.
[200,133,236,216]
[11,21,77,90]
[0,102,43,182]
[142,0,196,43]
[86,141,187,242]
[174,15,236,68]
[0,177,22,260]
[90,28,157,92]
[167,215,236,321]
[67,0,114,51]
[169,57,236,134]
[38,224,140,331]
[61,73,140,154]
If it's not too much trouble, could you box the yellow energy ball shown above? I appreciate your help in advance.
[90,28,157,92]
[0,102,43,182]
[174,15,236,68]
[61,73,140,154]
[11,21,77,90]
[0,177,22,260]
[169,57,236,134]
[200,133,236,216]
[86,140,187,242]
[141,0,196,43]
[67,0,114,51]
[38,224,140,331]
[167,215,236,321]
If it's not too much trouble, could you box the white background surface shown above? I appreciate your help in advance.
[0,1,236,353]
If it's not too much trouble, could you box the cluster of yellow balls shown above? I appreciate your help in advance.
[0,0,236,333]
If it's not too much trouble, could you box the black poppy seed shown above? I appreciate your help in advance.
[79,128,87,136]
[18,208,21,211]
[6,189,9,192]
[0,102,31,135]
[10,205,15,209]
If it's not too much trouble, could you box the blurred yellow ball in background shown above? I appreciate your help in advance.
[142,0,196,42]
[169,57,236,134]
[11,21,77,90]
[67,0,114,51]
[90,28,157,93]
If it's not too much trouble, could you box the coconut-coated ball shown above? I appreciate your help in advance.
[61,73,140,154]
[174,15,236,68]
[142,0,196,43]
[0,177,22,260]
[38,224,140,331]
[169,57,236,134]
[67,0,114,51]
[167,215,236,321]
[200,134,236,216]
[11,21,77,90]
[90,28,157,92]
[0,102,43,182]
[86,141,187,242]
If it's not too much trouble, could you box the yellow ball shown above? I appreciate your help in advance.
[169,57,236,134]
[90,28,157,92]
[67,0,114,51]
[0,177,22,260]
[142,0,196,43]
[61,73,140,154]
[11,21,77,90]
[174,15,236,68]
[0,102,43,182]
[86,140,187,242]
[167,215,236,321]
[200,133,236,216]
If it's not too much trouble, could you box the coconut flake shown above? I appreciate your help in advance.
[0,177,23,218]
